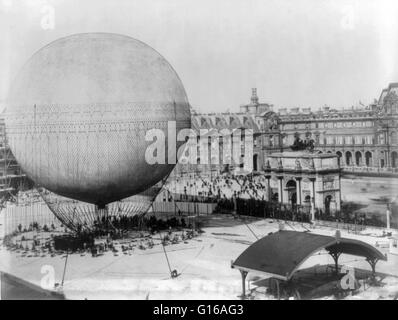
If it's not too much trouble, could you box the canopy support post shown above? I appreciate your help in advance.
[366,258,379,278]
[239,270,248,299]
[329,251,341,275]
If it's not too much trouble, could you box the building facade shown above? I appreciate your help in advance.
[179,83,398,177]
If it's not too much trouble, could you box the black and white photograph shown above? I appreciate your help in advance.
[0,0,398,303]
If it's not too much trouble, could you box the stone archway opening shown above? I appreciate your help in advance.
[355,151,362,166]
[365,151,372,167]
[392,151,398,168]
[325,195,333,216]
[286,180,297,206]
[253,154,258,171]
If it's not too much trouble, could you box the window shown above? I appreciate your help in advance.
[391,132,398,145]
[345,136,353,145]
[336,136,344,145]
[282,135,288,145]
[379,133,385,144]
[354,136,363,145]
[364,136,373,145]
[326,136,334,145]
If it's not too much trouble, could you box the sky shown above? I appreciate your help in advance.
[1,0,398,113]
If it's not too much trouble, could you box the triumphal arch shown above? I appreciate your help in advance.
[263,148,341,220]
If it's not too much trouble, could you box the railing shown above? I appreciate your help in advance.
[214,197,397,230]
[152,201,216,216]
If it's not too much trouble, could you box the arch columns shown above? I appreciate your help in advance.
[309,177,316,221]
[239,269,248,298]
[265,175,271,201]
[295,177,302,205]
[277,176,283,203]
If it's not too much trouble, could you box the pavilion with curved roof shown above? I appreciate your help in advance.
[232,230,387,297]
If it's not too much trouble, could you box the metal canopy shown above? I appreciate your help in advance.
[232,230,387,281]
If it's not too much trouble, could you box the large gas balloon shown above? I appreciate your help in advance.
[5,33,191,206]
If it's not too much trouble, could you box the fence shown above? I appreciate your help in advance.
[151,201,217,215]
[314,219,398,233]
[1,200,217,236]
[215,197,397,230]
[3,202,62,236]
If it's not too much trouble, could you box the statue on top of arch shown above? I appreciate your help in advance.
[290,136,315,152]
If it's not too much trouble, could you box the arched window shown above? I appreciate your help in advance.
[345,151,352,166]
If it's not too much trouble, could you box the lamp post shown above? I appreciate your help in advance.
[386,203,391,231]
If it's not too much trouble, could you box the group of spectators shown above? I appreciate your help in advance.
[167,173,396,229]
[4,213,202,256]
[166,173,268,202]
[72,214,197,239]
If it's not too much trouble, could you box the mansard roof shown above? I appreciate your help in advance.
[193,113,263,133]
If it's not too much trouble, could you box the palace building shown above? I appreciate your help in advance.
[179,83,398,177]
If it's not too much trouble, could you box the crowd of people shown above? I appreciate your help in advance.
[166,173,395,228]
[73,214,199,238]
[3,214,203,257]
[216,197,312,222]
[165,173,268,202]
